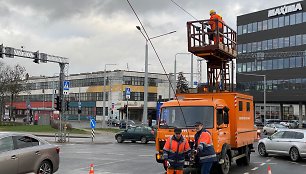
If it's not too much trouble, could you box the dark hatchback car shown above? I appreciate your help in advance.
[118,120,136,129]
[115,126,155,144]
[107,119,120,127]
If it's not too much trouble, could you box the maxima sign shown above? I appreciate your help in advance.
[268,2,303,17]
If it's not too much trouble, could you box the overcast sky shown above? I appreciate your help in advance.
[0,0,300,78]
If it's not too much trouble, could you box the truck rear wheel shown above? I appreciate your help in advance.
[236,146,250,166]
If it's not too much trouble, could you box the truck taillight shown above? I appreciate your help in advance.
[56,147,60,154]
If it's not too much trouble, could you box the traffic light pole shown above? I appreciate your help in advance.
[126,99,129,130]
[58,63,65,142]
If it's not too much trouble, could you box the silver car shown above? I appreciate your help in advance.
[258,129,306,162]
[0,132,60,174]
[262,123,288,135]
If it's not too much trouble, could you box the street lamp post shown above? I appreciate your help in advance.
[136,26,176,125]
[102,64,116,128]
[174,53,194,93]
[238,73,266,125]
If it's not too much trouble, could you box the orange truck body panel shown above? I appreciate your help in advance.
[156,92,256,154]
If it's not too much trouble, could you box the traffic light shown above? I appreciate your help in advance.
[65,100,70,111]
[78,108,82,114]
[54,96,62,111]
[123,105,127,114]
[33,51,39,64]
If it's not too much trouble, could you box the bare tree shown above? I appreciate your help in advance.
[0,61,27,122]
[176,72,189,93]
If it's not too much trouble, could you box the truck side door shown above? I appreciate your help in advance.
[216,109,230,147]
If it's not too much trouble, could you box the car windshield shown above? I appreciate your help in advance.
[159,106,214,128]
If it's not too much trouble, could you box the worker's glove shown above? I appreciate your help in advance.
[167,161,171,167]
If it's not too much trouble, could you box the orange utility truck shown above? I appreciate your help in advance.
[155,19,257,174]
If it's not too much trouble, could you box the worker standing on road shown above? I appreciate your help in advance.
[163,127,191,174]
[194,121,217,174]
[207,9,224,44]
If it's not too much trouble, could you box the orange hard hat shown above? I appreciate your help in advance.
[210,9,216,15]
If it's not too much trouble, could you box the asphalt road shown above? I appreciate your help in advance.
[41,134,306,174]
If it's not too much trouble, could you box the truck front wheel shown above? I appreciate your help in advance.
[214,152,230,174]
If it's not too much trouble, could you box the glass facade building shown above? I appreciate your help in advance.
[236,1,306,121]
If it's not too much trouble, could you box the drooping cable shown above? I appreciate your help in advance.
[126,0,191,140]
[170,0,198,21]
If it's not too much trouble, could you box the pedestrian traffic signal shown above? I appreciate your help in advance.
[54,96,62,111]
[33,51,39,64]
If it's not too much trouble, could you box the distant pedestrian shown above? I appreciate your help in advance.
[34,113,39,125]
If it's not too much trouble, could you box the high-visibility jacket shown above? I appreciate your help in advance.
[163,135,191,168]
[194,129,217,163]
[208,13,223,31]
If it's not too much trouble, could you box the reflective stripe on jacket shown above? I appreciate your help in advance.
[194,129,217,163]
[208,14,223,31]
[163,135,191,168]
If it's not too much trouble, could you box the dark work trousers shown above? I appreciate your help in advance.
[200,162,213,174]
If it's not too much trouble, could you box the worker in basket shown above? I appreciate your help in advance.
[207,9,224,44]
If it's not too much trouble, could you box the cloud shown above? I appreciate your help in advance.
[0,0,301,80]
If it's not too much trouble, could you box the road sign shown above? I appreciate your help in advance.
[90,118,96,129]
[194,81,198,85]
[63,81,70,95]
[125,87,131,99]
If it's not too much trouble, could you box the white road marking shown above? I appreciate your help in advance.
[138,155,153,157]
[243,173,249,174]
[266,159,271,162]
[291,162,298,164]
[251,167,259,171]
[260,163,266,166]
